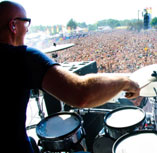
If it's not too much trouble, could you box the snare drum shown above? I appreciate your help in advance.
[113,130,157,153]
[36,112,85,152]
[104,106,146,139]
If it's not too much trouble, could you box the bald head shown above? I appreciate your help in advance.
[0,1,26,30]
[0,1,28,45]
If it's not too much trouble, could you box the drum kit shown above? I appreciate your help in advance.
[28,64,157,153]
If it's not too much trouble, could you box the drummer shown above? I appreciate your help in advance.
[0,1,140,153]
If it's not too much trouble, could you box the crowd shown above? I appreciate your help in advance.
[27,29,157,73]
[51,29,157,73]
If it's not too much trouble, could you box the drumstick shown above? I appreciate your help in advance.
[140,81,152,89]
[140,76,157,89]
[139,75,157,90]
[125,81,152,98]
[126,78,156,98]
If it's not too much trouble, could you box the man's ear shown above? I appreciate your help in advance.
[9,20,16,33]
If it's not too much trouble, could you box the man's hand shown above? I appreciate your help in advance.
[124,79,140,101]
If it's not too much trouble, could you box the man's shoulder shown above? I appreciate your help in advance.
[0,43,27,52]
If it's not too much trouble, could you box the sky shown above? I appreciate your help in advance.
[1,0,157,26]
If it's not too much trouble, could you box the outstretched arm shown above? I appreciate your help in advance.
[42,65,140,108]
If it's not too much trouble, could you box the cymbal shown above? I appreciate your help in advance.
[42,43,75,53]
[130,64,157,97]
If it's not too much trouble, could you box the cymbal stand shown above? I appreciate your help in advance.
[26,90,45,130]
[152,87,157,130]
[52,52,65,112]
[35,93,45,120]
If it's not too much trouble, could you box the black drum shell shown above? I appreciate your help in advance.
[36,112,85,152]
[112,130,157,153]
[38,126,84,151]
[104,106,146,139]
[93,134,115,153]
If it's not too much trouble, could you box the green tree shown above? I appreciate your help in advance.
[88,24,97,31]
[127,20,143,32]
[107,19,121,28]
[67,19,77,30]
[151,17,157,28]
[97,20,108,27]
[77,22,87,28]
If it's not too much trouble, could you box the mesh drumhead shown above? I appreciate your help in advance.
[106,107,145,128]
[36,113,80,139]
[114,131,157,153]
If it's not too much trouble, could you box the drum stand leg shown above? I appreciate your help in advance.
[60,101,65,112]
[152,88,157,130]
[26,92,45,130]
[153,98,157,130]
[35,95,45,120]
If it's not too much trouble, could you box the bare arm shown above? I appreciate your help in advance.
[42,65,140,108]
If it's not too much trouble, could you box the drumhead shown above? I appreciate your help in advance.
[113,130,157,153]
[105,106,145,128]
[36,112,82,140]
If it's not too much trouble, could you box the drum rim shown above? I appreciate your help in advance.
[112,130,157,153]
[104,106,146,129]
[36,111,83,140]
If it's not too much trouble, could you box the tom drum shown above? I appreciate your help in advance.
[113,130,157,153]
[36,112,85,152]
[104,106,146,139]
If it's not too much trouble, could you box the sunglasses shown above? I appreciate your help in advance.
[14,17,31,27]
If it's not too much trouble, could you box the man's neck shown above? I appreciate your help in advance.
[0,34,16,46]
